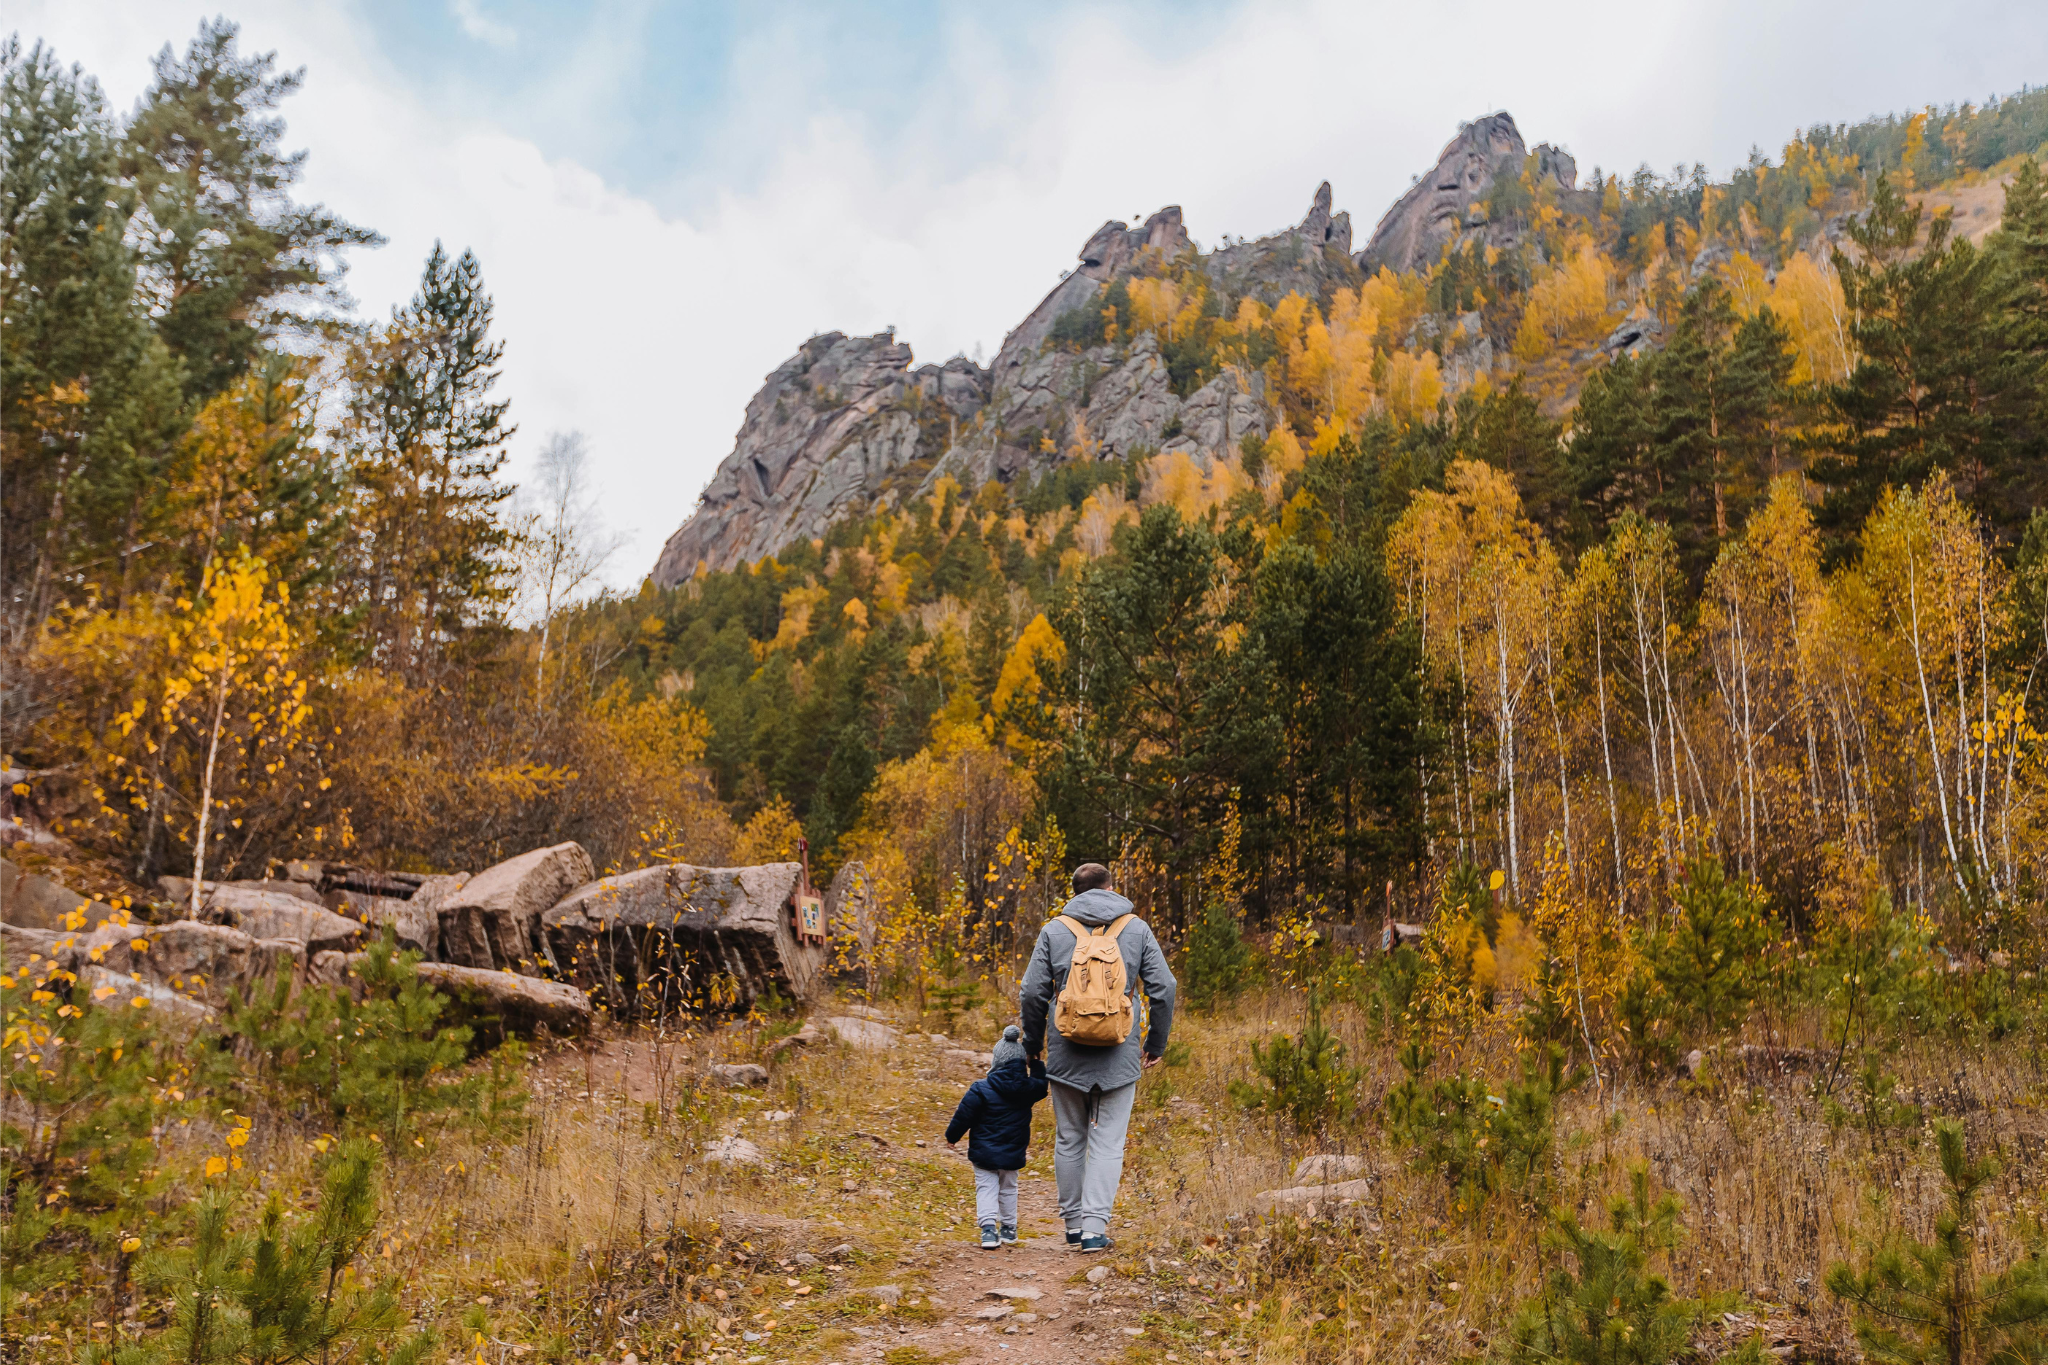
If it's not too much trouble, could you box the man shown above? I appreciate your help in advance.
[1018,862,1176,1252]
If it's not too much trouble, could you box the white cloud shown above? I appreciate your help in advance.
[19,0,2048,586]
[449,0,516,49]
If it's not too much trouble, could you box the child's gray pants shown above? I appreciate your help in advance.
[1049,1079,1136,1238]
[972,1164,1018,1229]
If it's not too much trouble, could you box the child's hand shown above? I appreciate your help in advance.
[945,1139,958,1150]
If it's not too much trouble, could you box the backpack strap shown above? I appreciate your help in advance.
[1056,915,1087,937]
[1101,913,1136,939]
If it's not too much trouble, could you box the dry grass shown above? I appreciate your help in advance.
[114,975,2041,1365]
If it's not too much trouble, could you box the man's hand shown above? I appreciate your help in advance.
[945,1138,958,1150]
[1141,1051,1162,1070]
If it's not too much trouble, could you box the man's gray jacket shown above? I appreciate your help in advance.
[1018,888,1176,1090]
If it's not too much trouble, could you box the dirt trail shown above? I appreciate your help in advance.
[834,1173,1148,1365]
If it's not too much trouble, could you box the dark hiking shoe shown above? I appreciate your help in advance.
[980,1224,1002,1250]
[1001,1224,1019,1244]
[1079,1234,1114,1253]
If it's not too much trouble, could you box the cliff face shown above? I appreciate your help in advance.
[651,114,1568,584]
[649,333,988,580]
[1356,112,1577,275]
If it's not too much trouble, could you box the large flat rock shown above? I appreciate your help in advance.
[412,962,592,1035]
[543,861,821,1014]
[201,887,365,953]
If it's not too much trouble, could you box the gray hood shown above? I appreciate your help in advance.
[1058,888,1134,926]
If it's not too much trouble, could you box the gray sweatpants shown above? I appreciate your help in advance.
[1049,1079,1136,1238]
[973,1165,1018,1229]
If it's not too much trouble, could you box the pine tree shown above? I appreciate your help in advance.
[122,18,379,400]
[345,243,517,679]
[1815,175,2018,556]
[0,38,185,630]
[1827,1118,2048,1365]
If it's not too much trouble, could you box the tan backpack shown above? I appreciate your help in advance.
[1053,913,1136,1045]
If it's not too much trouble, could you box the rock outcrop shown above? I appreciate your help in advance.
[1357,112,1576,276]
[650,114,1584,576]
[542,860,826,1013]
[995,207,1191,370]
[1202,181,1358,305]
[650,333,991,583]
[438,842,591,974]
[3,857,122,931]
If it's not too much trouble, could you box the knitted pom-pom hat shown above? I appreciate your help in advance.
[990,1024,1027,1070]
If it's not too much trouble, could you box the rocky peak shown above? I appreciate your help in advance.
[649,332,989,584]
[996,207,1191,377]
[1359,111,1574,275]
[1203,181,1357,304]
[1300,180,1353,255]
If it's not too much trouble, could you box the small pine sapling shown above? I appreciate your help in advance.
[136,1141,435,1365]
[1229,991,1360,1135]
[1827,1118,2048,1365]
[1183,897,1253,1010]
[1504,1165,1711,1365]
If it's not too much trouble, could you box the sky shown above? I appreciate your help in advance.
[17,0,2048,587]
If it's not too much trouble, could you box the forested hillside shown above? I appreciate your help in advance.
[9,17,2048,1365]
[8,20,2048,956]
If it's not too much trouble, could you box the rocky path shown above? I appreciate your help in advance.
[830,1173,1153,1365]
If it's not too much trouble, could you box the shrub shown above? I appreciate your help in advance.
[1230,992,1360,1134]
[1615,860,1771,1072]
[1182,898,1254,1010]
[1502,1165,1722,1365]
[1,947,219,1325]
[221,932,525,1143]
[1383,1042,1586,1202]
[1826,1117,2048,1365]
[131,1141,435,1365]
[1363,943,1424,1040]
[1655,859,1770,1035]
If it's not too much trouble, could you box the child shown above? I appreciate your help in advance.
[944,1024,1049,1249]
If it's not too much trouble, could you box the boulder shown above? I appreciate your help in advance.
[161,875,324,909]
[2,857,122,931]
[709,1062,770,1088]
[201,888,365,953]
[305,949,361,990]
[770,1019,823,1055]
[1252,1177,1374,1214]
[55,920,300,1004]
[543,861,825,1015]
[329,890,438,958]
[411,962,592,1034]
[79,964,214,1022]
[704,1136,767,1167]
[250,937,307,986]
[1291,1153,1369,1183]
[439,844,590,974]
[2,920,63,966]
[824,1016,901,1050]
[824,861,879,985]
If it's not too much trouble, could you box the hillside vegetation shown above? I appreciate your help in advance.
[4,19,2048,1365]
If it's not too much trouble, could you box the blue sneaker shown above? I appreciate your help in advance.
[1001,1224,1018,1245]
[1079,1233,1113,1253]
[1065,1228,1083,1247]
[979,1224,1002,1250]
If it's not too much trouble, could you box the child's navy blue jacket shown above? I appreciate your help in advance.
[944,1056,1048,1171]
